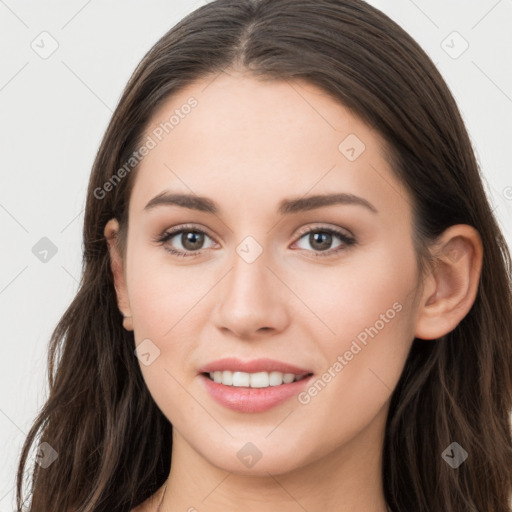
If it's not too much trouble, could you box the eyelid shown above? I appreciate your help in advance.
[158,223,218,242]
[293,222,355,239]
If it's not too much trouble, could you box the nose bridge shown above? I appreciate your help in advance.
[214,233,289,337]
[226,234,273,306]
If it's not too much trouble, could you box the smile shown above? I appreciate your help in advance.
[198,358,315,413]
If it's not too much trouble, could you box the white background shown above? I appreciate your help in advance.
[1,0,511,509]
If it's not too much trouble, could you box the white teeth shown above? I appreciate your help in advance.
[221,370,233,385]
[269,371,284,386]
[232,371,250,387]
[283,373,295,384]
[249,371,269,388]
[207,370,306,388]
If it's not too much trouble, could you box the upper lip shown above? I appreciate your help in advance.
[198,357,313,375]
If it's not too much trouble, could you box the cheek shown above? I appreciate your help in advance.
[292,242,417,401]
[126,247,207,338]
[294,243,417,347]
[126,250,204,422]
[126,249,212,397]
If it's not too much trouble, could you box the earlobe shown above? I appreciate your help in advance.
[104,218,133,331]
[414,225,483,340]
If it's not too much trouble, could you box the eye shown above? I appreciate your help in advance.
[156,224,216,258]
[155,224,356,259]
[292,225,356,257]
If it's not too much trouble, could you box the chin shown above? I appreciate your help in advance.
[196,434,315,476]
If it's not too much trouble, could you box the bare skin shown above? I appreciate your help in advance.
[104,71,482,512]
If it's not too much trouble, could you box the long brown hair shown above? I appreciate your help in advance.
[16,1,512,510]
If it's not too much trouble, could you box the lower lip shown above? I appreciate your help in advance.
[200,374,313,413]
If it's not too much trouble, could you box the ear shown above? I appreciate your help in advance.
[104,218,133,331]
[414,224,483,340]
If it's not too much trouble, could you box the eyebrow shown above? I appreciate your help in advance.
[144,191,378,215]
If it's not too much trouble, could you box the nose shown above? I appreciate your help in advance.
[213,244,290,340]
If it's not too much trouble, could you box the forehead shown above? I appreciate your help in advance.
[128,71,407,221]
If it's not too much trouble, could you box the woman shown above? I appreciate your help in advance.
[16,0,512,511]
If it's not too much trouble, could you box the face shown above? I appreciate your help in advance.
[116,71,422,475]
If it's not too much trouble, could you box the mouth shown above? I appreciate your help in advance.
[197,358,315,413]
[202,370,313,388]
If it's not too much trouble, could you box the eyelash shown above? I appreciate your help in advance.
[155,223,357,259]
